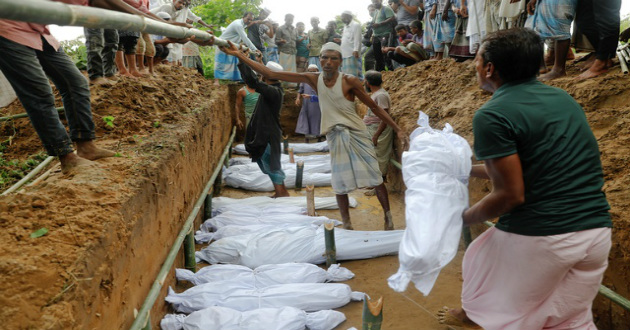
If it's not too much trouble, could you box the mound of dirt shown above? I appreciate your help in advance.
[0,65,231,330]
[383,60,630,329]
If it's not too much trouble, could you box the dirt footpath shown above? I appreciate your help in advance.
[216,178,463,330]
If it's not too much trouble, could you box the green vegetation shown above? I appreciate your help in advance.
[103,116,115,128]
[60,37,88,70]
[0,151,48,191]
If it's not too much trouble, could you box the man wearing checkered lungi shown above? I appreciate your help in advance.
[220,41,409,230]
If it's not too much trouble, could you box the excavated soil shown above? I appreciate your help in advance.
[0,58,629,330]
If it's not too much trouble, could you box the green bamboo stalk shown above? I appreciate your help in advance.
[1,156,55,196]
[362,295,383,330]
[283,136,289,154]
[389,158,402,170]
[324,222,336,267]
[0,107,64,122]
[462,226,472,248]
[213,169,222,195]
[203,193,213,220]
[295,161,304,192]
[183,230,196,273]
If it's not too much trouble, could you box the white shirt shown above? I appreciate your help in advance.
[150,4,200,24]
[340,21,362,59]
[220,18,258,52]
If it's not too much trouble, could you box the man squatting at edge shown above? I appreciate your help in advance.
[220,40,409,231]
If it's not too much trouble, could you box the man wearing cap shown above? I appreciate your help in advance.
[220,41,409,230]
[307,17,328,70]
[234,55,289,198]
[340,10,364,78]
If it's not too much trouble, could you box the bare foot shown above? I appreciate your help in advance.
[59,153,96,175]
[105,75,119,82]
[539,68,566,81]
[577,54,596,72]
[576,59,608,81]
[342,220,354,230]
[75,141,116,160]
[120,71,136,79]
[89,77,113,87]
[384,211,394,230]
[437,307,481,329]
[130,70,147,78]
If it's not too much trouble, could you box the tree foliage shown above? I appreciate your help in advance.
[60,37,88,70]
[192,0,263,37]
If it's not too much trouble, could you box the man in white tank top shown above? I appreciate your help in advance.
[220,41,409,230]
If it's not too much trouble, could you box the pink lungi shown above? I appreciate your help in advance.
[462,226,611,330]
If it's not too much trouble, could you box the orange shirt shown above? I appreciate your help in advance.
[0,0,88,51]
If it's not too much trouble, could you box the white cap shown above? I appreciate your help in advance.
[342,10,353,16]
[156,12,171,20]
[320,42,342,56]
[266,61,284,72]
[307,64,319,70]
[261,7,271,14]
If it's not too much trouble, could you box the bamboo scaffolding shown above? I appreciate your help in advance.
[0,0,235,47]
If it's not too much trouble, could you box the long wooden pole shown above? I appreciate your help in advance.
[0,0,234,46]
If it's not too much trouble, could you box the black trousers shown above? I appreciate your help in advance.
[574,0,621,60]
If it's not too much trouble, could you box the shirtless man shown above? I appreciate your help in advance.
[221,41,409,230]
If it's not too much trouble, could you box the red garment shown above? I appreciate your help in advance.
[0,0,87,51]
[122,0,151,14]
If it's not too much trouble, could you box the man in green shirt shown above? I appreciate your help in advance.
[365,0,396,71]
[307,17,328,70]
[439,28,612,330]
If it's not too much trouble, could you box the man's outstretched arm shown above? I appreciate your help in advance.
[220,41,318,89]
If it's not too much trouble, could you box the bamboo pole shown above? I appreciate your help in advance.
[617,52,629,74]
[389,158,402,170]
[183,230,196,273]
[288,148,295,163]
[203,193,213,220]
[0,107,64,122]
[324,221,336,267]
[0,0,237,47]
[305,185,316,216]
[213,169,222,196]
[362,295,383,330]
[128,127,236,330]
[295,160,304,192]
[283,136,289,154]
[1,156,55,196]
[462,226,472,248]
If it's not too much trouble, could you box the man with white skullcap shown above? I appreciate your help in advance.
[221,41,409,229]
[233,54,290,198]
[340,10,363,78]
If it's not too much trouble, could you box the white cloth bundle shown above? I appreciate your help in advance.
[176,263,354,286]
[211,204,306,218]
[224,166,331,191]
[387,112,471,296]
[229,154,332,172]
[212,196,357,211]
[196,226,403,268]
[161,306,346,330]
[166,282,364,313]
[233,141,330,155]
[195,213,342,243]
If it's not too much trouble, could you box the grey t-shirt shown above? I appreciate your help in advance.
[396,0,420,26]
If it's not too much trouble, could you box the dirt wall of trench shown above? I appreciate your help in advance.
[382,60,630,329]
[0,66,233,330]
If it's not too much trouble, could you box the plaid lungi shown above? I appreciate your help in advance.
[266,46,279,64]
[433,10,456,52]
[327,124,383,194]
[341,56,362,78]
[214,50,241,81]
[279,52,297,88]
[525,0,577,40]
[449,17,474,58]
[423,12,436,55]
